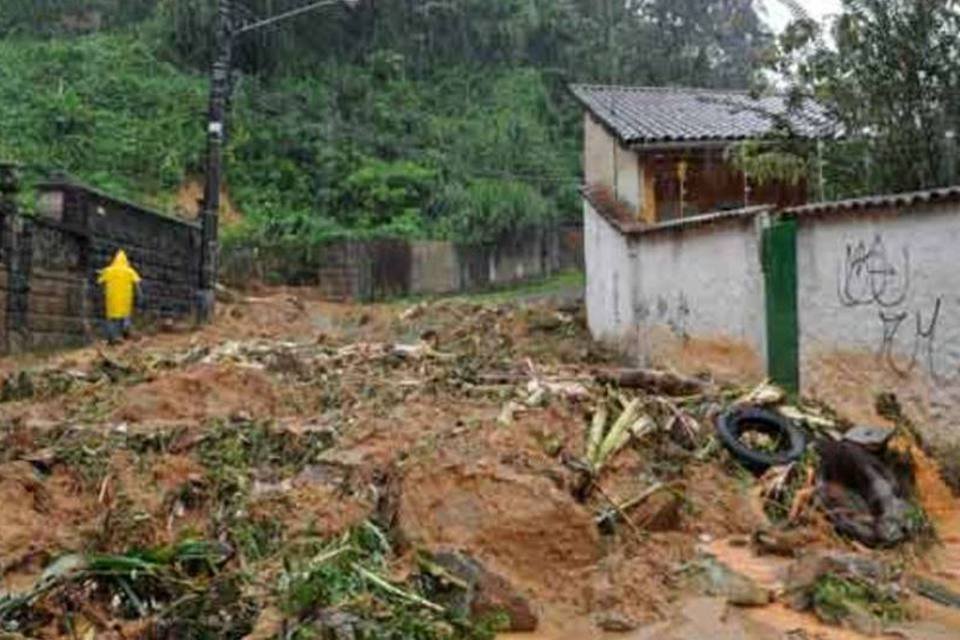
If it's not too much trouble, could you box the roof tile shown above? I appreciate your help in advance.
[570,84,837,145]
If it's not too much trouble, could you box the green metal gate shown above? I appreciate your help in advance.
[763,217,800,394]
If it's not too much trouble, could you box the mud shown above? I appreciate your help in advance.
[110,364,281,424]
[0,462,95,589]
[0,290,959,639]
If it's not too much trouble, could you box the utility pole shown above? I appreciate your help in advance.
[198,0,357,323]
[199,0,233,322]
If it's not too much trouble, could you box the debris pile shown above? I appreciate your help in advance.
[0,292,956,639]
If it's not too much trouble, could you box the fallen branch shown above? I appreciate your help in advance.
[616,481,670,513]
[592,482,645,541]
[595,368,711,396]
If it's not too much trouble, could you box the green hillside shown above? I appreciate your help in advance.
[0,0,773,244]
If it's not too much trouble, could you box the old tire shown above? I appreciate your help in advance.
[716,407,807,473]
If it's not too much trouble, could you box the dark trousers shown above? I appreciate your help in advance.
[104,317,132,342]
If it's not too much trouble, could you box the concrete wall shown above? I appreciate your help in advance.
[221,227,576,301]
[584,199,767,379]
[584,113,642,216]
[583,200,636,344]
[614,143,641,212]
[633,216,766,377]
[411,241,460,295]
[584,114,616,188]
[584,187,960,448]
[795,204,960,448]
[25,220,89,351]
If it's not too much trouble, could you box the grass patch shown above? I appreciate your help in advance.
[277,524,502,640]
[393,270,584,307]
[813,573,911,627]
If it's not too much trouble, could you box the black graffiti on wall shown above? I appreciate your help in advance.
[878,297,943,378]
[839,236,910,308]
[837,235,950,380]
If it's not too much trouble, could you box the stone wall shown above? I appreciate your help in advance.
[0,169,201,354]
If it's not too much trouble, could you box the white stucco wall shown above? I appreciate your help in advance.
[614,144,641,213]
[633,218,767,372]
[584,113,642,215]
[584,114,616,188]
[583,191,960,448]
[796,205,960,447]
[583,202,636,345]
[797,207,960,363]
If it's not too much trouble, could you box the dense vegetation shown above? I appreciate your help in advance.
[0,0,771,243]
[2,1,957,243]
[775,0,960,195]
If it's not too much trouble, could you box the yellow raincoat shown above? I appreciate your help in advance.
[97,250,142,320]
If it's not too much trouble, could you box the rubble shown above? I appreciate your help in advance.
[784,552,913,633]
[817,439,916,548]
[0,291,955,638]
[420,551,539,632]
[687,557,773,607]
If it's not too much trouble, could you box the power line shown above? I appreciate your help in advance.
[234,0,354,36]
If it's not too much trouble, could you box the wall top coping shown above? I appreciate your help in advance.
[36,180,200,231]
[582,183,771,238]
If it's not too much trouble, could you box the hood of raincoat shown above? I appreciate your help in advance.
[108,250,131,270]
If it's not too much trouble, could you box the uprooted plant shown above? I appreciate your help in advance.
[273,523,504,640]
[0,540,255,638]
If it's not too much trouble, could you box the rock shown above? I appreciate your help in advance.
[842,602,884,637]
[422,551,539,632]
[843,426,896,452]
[596,611,639,632]
[911,576,960,609]
[783,553,830,611]
[314,609,375,640]
[753,529,815,557]
[694,558,771,607]
[784,551,900,613]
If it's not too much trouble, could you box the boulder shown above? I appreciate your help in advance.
[421,551,539,632]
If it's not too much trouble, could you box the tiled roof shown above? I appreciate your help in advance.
[785,186,960,217]
[570,84,837,146]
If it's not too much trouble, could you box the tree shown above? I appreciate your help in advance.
[776,0,960,193]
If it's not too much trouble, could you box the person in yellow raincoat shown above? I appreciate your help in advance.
[97,250,142,343]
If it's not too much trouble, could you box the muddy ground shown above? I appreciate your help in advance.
[0,287,958,639]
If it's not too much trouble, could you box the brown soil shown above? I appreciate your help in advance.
[647,332,766,384]
[111,363,281,424]
[174,180,243,226]
[399,462,601,594]
[0,290,958,639]
[0,462,96,588]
